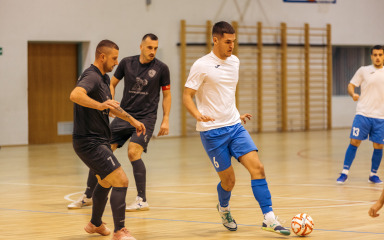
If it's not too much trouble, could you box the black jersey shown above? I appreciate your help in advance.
[114,55,170,119]
[72,64,112,141]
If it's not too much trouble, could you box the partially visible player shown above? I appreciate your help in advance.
[369,188,384,217]
[70,39,145,240]
[183,21,290,235]
[68,33,171,212]
[336,45,384,184]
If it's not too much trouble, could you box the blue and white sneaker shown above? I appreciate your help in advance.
[262,216,290,236]
[68,194,92,209]
[336,173,348,184]
[369,175,383,184]
[217,203,237,231]
[126,196,150,212]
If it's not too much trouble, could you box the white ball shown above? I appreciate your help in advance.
[291,213,314,236]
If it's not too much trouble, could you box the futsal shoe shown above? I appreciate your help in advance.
[336,173,348,184]
[369,175,383,184]
[125,196,149,212]
[68,194,92,209]
[262,216,291,236]
[112,227,136,240]
[84,222,111,236]
[217,203,237,231]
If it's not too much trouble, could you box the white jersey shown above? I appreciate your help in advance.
[350,65,384,119]
[185,52,241,131]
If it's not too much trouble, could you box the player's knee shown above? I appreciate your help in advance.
[115,174,129,187]
[373,143,384,149]
[128,149,141,161]
[120,177,129,187]
[254,162,265,173]
[250,163,265,178]
[109,168,129,187]
[128,150,139,160]
[222,178,235,191]
[350,139,361,147]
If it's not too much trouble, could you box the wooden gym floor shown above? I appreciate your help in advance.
[1,128,384,239]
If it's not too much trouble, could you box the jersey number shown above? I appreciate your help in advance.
[107,156,116,166]
[213,157,219,168]
[352,127,360,137]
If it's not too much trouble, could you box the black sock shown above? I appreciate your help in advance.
[85,170,98,198]
[91,184,111,227]
[131,159,146,201]
[110,187,127,232]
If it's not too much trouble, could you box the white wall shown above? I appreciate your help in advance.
[0,0,382,145]
[332,96,356,129]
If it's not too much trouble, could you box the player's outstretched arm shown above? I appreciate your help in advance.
[70,87,120,111]
[110,107,146,136]
[369,189,384,218]
[158,89,171,136]
[183,87,215,122]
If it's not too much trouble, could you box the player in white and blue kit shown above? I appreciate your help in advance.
[183,21,290,236]
[337,45,384,184]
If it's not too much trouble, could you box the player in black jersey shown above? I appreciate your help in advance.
[68,34,171,212]
[70,39,145,240]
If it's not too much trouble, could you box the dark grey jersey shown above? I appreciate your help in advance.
[114,55,170,119]
[72,64,112,141]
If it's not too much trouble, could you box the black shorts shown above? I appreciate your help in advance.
[73,139,121,179]
[110,117,156,152]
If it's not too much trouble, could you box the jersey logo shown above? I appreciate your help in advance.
[148,69,157,78]
[215,65,220,68]
[131,77,148,93]
[102,110,109,115]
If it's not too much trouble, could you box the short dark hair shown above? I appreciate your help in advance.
[95,39,119,58]
[371,45,384,54]
[212,21,235,38]
[142,33,158,41]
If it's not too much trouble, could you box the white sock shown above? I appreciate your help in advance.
[264,211,276,221]
[341,169,349,175]
[219,205,230,212]
[370,172,377,177]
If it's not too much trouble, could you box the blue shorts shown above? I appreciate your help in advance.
[350,115,384,144]
[200,123,258,172]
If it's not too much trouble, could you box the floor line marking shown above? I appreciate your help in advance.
[0,207,383,235]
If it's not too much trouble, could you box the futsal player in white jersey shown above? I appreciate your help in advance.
[337,45,384,184]
[183,21,290,236]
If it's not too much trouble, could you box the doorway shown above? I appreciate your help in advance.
[28,42,78,144]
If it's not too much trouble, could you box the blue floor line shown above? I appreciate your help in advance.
[1,207,384,235]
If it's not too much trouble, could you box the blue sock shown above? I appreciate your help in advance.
[217,182,231,208]
[371,149,383,173]
[251,179,273,214]
[343,144,358,170]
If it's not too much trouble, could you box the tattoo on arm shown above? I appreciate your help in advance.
[106,97,132,119]
[115,106,132,118]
